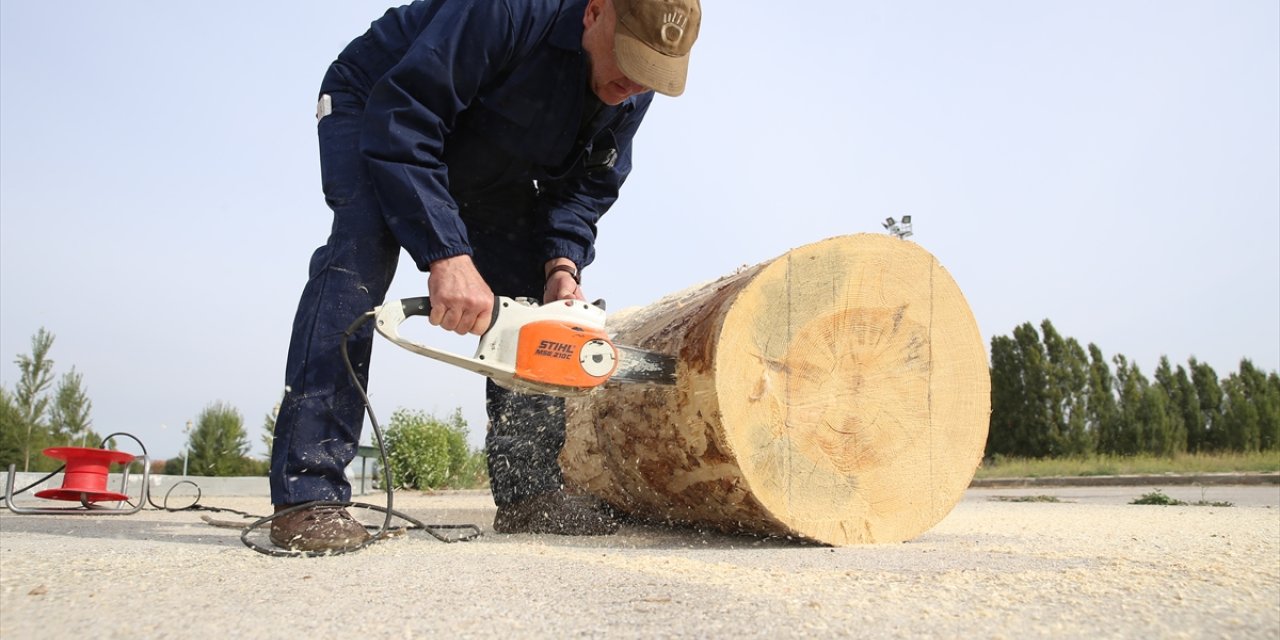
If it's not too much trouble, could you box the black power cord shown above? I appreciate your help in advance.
[234,310,482,557]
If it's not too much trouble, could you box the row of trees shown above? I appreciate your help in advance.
[0,329,106,472]
[8,322,1276,477]
[0,328,486,486]
[988,320,1280,459]
[0,328,272,475]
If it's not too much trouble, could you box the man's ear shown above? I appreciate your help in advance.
[583,0,605,29]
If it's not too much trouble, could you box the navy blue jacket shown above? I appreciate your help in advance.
[320,0,653,272]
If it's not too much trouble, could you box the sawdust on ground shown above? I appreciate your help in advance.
[1,487,1277,639]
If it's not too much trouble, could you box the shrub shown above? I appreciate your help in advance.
[383,408,487,490]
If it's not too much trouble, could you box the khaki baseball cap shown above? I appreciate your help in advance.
[613,0,702,97]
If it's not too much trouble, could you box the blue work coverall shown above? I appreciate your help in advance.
[270,0,653,507]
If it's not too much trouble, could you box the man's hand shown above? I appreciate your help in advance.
[428,255,494,335]
[543,258,586,304]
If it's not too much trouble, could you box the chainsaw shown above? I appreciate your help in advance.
[373,296,676,397]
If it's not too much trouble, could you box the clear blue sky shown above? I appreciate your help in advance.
[2,1,1277,460]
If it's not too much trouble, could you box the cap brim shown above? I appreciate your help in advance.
[614,23,689,97]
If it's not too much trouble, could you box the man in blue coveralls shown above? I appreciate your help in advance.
[268,0,702,551]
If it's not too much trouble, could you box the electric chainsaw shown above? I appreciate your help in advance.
[374,296,676,397]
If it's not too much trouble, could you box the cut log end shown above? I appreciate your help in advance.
[563,234,990,545]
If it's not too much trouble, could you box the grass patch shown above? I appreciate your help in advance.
[989,495,1064,503]
[975,451,1280,480]
[1130,489,1233,507]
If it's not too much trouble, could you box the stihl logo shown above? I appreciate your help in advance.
[535,340,575,360]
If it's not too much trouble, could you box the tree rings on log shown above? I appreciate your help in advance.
[561,234,990,545]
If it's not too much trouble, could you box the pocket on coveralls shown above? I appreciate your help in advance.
[316,92,367,208]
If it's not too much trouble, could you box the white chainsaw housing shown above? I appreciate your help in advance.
[374,296,610,397]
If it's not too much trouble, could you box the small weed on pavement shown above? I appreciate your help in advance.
[1130,489,1233,507]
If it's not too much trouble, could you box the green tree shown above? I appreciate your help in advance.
[1219,359,1273,452]
[1191,360,1225,451]
[1234,360,1279,451]
[13,329,56,471]
[1152,357,1188,455]
[1009,323,1054,457]
[986,334,1022,458]
[1262,372,1280,451]
[1176,360,1205,452]
[1084,345,1117,451]
[1114,358,1178,456]
[1140,384,1178,456]
[1111,355,1148,455]
[1041,320,1092,456]
[989,322,1083,458]
[185,402,252,476]
[0,388,24,468]
[1085,344,1119,455]
[1020,323,1054,456]
[1220,375,1259,452]
[261,404,278,460]
[162,456,184,476]
[49,367,96,447]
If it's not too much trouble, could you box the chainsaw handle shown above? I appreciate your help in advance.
[398,296,431,317]
[396,296,502,334]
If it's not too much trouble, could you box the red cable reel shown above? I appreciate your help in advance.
[4,446,150,515]
[35,447,138,502]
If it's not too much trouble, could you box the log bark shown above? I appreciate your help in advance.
[560,234,990,545]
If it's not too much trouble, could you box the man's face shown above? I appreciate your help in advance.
[582,0,649,105]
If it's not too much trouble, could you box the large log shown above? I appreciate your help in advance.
[561,234,990,545]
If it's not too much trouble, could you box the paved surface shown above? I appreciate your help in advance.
[1,484,1277,639]
[971,472,1280,488]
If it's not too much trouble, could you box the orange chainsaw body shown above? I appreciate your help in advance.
[514,320,619,390]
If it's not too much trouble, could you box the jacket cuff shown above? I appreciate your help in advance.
[542,238,594,271]
[420,246,475,271]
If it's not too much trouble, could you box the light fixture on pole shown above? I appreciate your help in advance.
[882,215,914,240]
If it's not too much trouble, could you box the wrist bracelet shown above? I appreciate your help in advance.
[546,263,580,284]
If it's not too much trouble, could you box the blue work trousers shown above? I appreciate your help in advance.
[268,87,566,507]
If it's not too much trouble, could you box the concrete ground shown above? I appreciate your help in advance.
[1,482,1277,639]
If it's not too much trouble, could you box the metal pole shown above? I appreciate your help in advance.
[182,420,192,476]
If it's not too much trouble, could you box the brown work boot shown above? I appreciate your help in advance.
[269,503,372,552]
[493,490,620,536]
